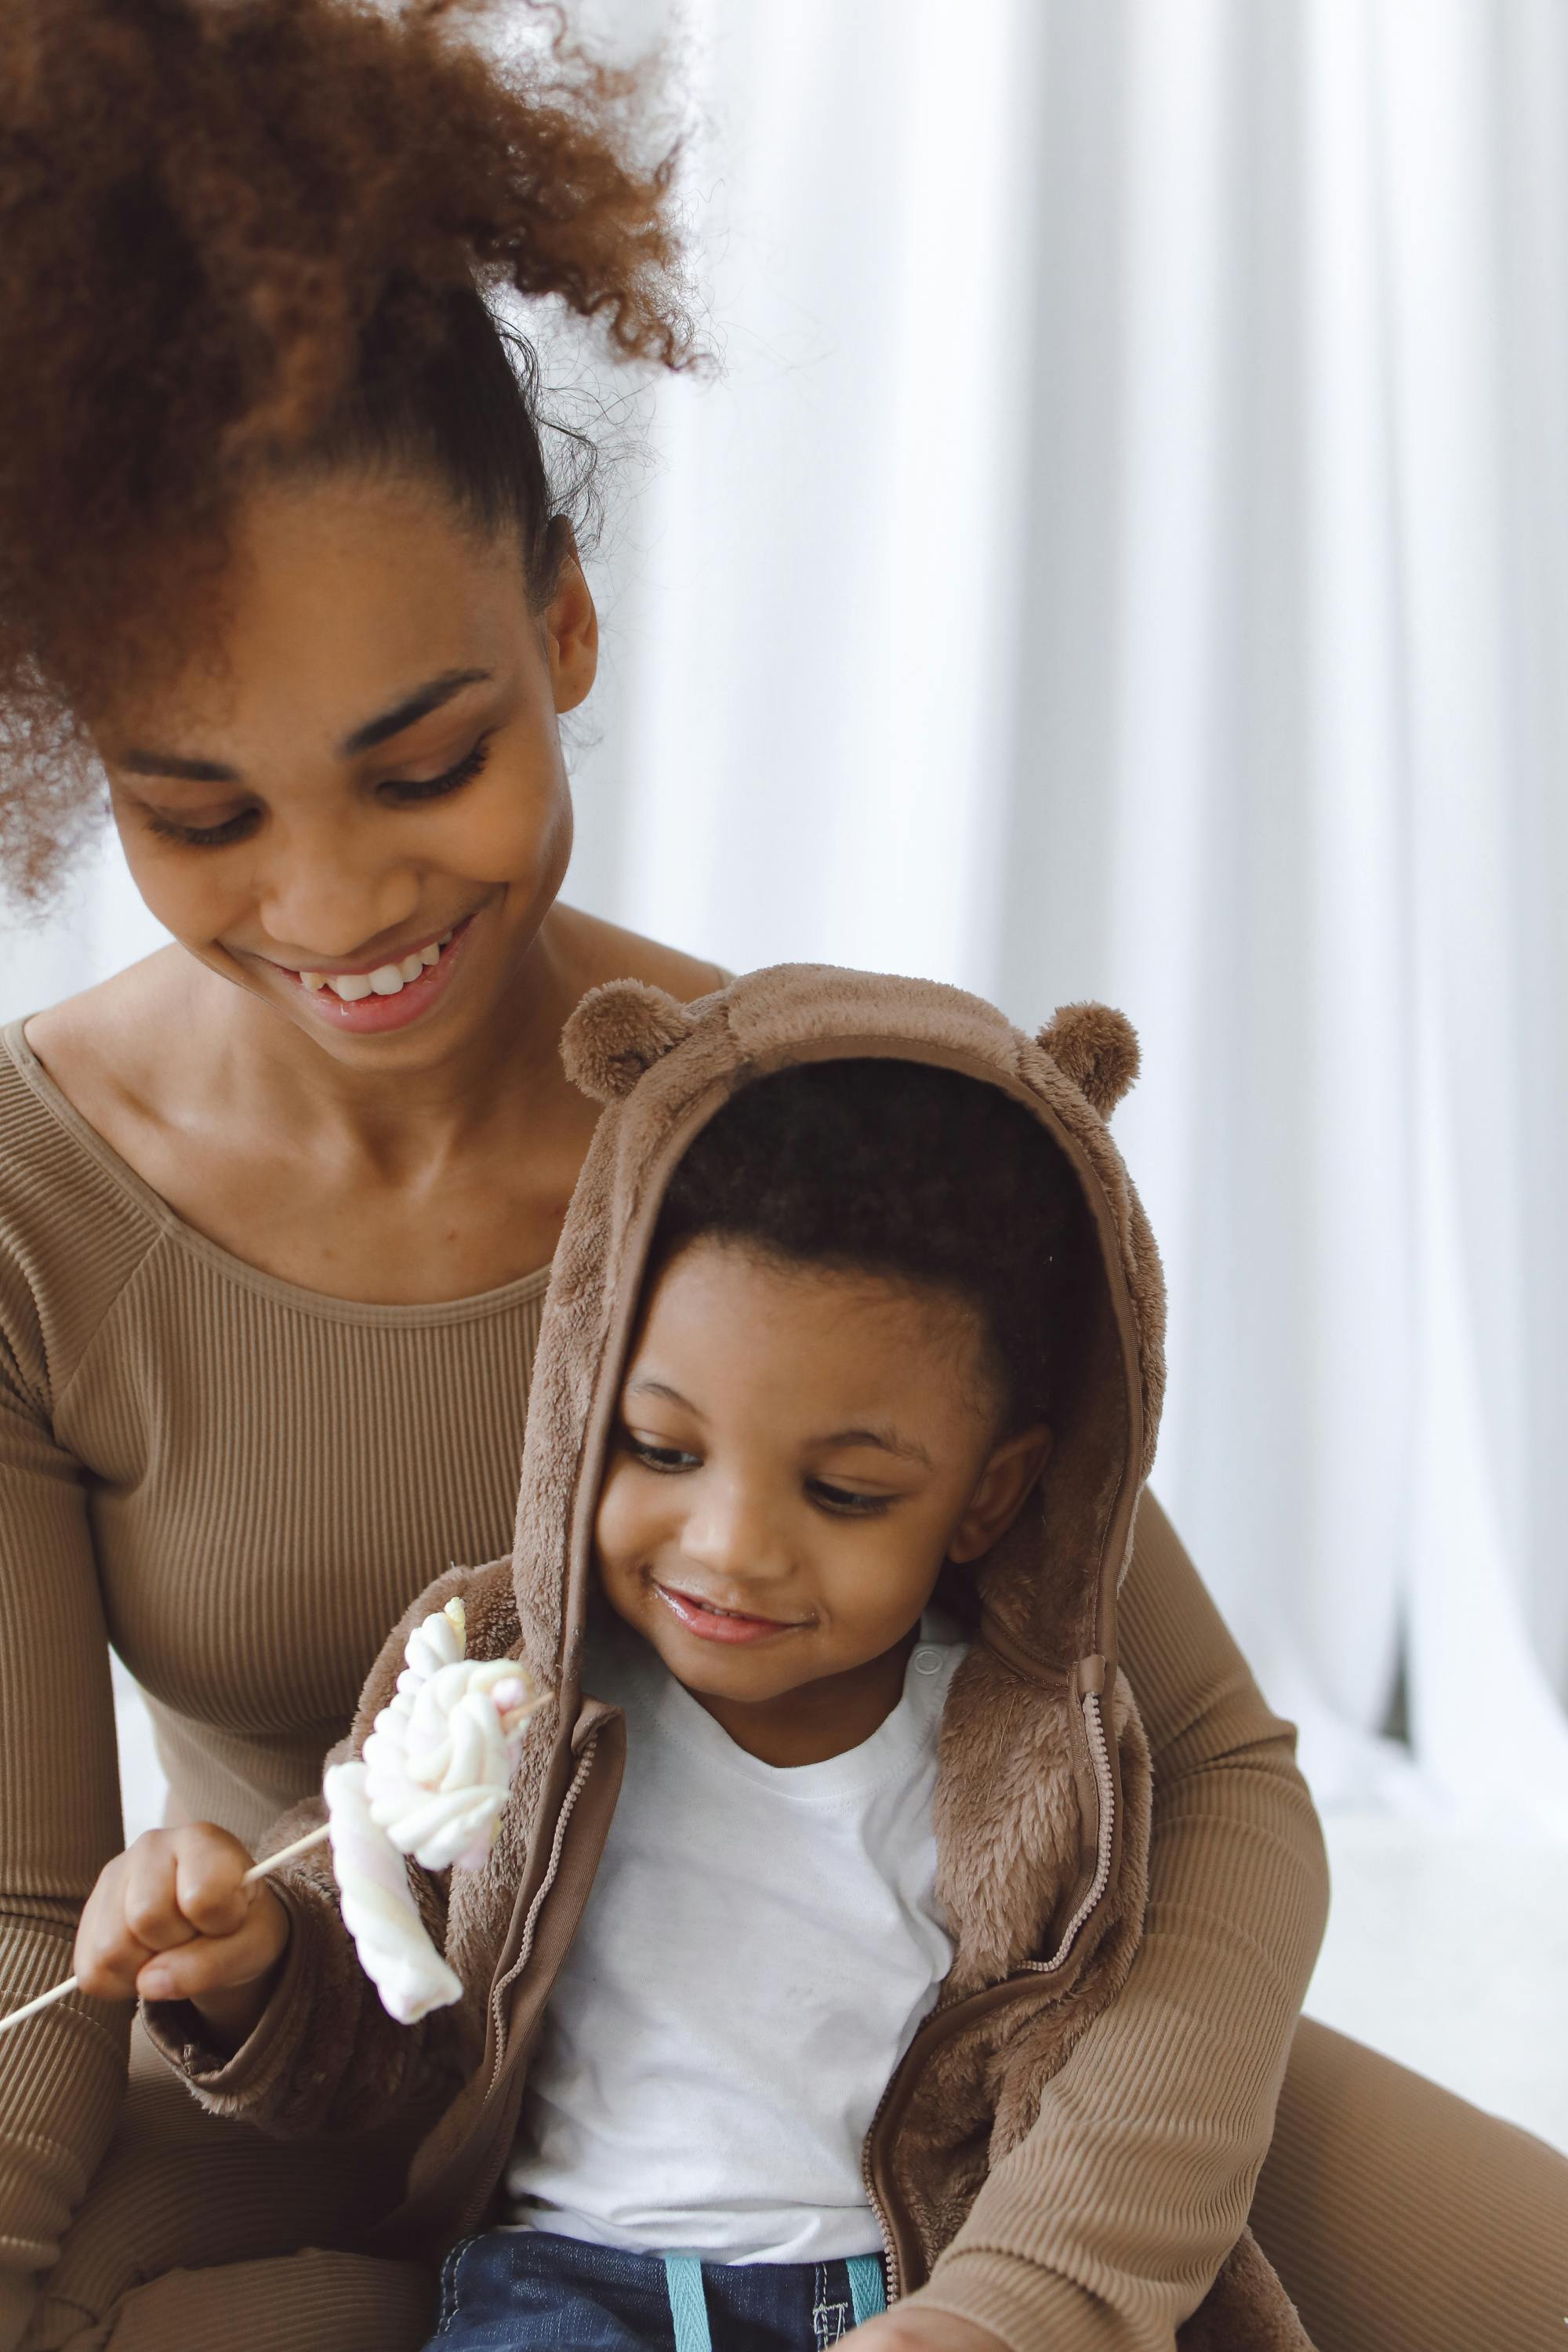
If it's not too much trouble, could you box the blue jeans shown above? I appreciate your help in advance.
[426,2227,890,2350]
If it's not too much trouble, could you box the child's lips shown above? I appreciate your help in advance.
[653,1581,805,1644]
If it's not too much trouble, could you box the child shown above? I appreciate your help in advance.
[71,966,1306,2351]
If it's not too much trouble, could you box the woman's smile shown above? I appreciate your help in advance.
[260,909,481,1036]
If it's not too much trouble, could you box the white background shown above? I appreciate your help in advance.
[5,0,1566,2150]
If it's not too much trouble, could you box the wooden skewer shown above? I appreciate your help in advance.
[0,1822,332,2038]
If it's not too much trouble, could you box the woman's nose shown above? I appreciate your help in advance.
[254,824,422,962]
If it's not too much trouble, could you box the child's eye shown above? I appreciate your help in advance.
[808,1480,894,1517]
[624,1434,699,1473]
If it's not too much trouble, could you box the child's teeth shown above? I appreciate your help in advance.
[419,942,441,968]
[300,973,325,992]
[398,954,424,983]
[326,971,375,1002]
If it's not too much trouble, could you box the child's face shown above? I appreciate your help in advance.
[593,1237,1049,1764]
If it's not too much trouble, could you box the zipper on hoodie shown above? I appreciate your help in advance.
[1046,1671,1116,1959]
[485,1727,602,2100]
[859,1671,1115,2301]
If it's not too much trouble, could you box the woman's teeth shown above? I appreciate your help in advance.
[299,930,453,1000]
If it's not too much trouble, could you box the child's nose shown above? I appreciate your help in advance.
[678,1479,789,1586]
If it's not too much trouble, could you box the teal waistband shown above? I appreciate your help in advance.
[662,2253,713,2352]
[660,2249,887,2350]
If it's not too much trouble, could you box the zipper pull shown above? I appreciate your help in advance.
[1073,1653,1107,1699]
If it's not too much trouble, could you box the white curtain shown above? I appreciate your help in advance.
[6,0,1567,1832]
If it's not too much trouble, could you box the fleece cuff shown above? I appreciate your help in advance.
[137,1875,313,2110]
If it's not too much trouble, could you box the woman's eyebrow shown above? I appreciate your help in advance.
[116,666,494,782]
[338,666,492,757]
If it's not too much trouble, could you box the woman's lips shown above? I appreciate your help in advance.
[653,1581,805,1646]
[281,913,475,1034]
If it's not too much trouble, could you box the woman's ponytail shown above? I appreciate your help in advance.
[0,0,694,896]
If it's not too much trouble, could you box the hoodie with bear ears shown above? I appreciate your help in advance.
[145,963,1312,2350]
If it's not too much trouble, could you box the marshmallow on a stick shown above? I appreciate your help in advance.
[323,1759,463,2024]
[325,1597,549,2020]
[361,1599,547,1871]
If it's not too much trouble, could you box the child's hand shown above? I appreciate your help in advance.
[74,1825,291,2050]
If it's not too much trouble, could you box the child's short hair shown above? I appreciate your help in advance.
[651,1059,1089,1432]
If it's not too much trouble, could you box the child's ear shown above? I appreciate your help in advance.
[947,1424,1054,1564]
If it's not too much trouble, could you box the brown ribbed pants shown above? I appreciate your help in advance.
[19,2013,1568,2352]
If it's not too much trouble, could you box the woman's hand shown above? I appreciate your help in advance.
[849,2311,1010,2350]
[73,1824,290,2049]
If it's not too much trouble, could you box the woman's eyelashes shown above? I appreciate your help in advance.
[380,731,493,807]
[620,1432,893,1517]
[143,803,260,850]
[138,733,495,848]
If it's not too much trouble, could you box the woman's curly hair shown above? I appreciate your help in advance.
[0,0,695,898]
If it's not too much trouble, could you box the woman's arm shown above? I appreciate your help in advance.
[904,1493,1331,2352]
[0,1344,130,2352]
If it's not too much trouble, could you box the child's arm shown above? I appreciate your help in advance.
[72,1824,290,2050]
[129,1778,477,2140]
[124,1559,514,2142]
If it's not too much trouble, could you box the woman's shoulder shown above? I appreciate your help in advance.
[0,963,172,1395]
[553,908,729,1006]
[16,948,181,1144]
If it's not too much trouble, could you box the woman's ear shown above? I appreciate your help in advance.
[543,521,598,714]
[947,1424,1054,1564]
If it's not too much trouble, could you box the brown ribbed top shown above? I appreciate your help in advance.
[0,1020,547,2303]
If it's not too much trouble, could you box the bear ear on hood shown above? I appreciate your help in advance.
[561,979,700,1103]
[1036,1002,1140,1120]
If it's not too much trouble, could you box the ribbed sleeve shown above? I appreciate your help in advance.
[916,1494,1330,2351]
[0,1073,153,2338]
[0,1033,547,2344]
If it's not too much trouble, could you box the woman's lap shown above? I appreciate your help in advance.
[1250,2014,1568,2352]
[18,2020,433,2351]
[17,2012,1566,2350]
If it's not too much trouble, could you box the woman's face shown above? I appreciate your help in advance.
[95,470,596,1072]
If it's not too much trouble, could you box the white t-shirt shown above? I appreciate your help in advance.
[503,1602,969,2263]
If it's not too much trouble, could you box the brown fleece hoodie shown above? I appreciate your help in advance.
[143,965,1311,2350]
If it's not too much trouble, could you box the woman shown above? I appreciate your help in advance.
[0,5,1560,2351]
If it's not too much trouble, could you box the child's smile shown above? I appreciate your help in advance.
[593,1236,1050,1768]
[649,1579,810,1642]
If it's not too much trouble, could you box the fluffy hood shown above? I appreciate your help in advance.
[492,962,1166,1998]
